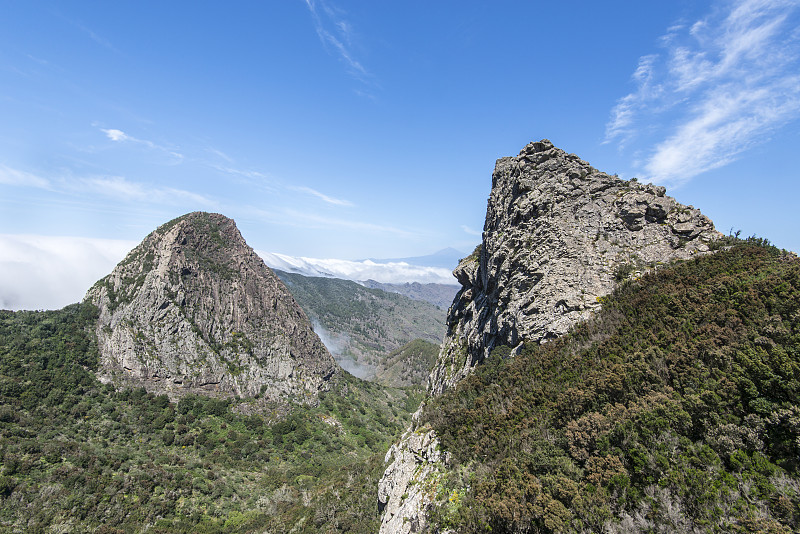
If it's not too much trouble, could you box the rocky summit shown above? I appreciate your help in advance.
[429,139,720,396]
[83,212,336,401]
[378,140,721,533]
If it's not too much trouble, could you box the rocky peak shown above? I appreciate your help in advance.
[84,211,336,401]
[429,139,721,394]
[378,141,721,533]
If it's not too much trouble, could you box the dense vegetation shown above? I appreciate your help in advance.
[371,338,440,388]
[0,303,422,533]
[357,281,459,310]
[424,241,800,533]
[275,270,445,383]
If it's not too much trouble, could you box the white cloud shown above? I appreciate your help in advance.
[100,127,184,162]
[0,234,135,310]
[79,176,217,207]
[604,55,660,145]
[206,147,234,163]
[605,0,800,186]
[102,128,128,142]
[292,185,354,207]
[259,251,457,285]
[303,0,374,89]
[0,165,51,189]
[460,225,482,236]
[279,208,418,238]
[212,164,269,181]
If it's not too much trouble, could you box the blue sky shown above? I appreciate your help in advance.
[2,0,800,309]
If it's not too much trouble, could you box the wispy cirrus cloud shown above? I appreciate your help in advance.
[283,208,416,237]
[605,0,800,186]
[101,128,184,162]
[250,205,419,239]
[303,0,375,91]
[0,162,212,209]
[460,225,482,237]
[0,165,51,189]
[292,185,354,207]
[78,176,217,207]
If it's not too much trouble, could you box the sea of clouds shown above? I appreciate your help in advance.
[0,236,457,311]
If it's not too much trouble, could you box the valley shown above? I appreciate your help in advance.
[274,270,446,385]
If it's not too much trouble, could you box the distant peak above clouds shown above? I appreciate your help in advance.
[259,250,462,286]
[0,232,462,311]
[362,247,469,270]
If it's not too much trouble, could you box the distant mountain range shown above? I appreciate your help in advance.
[362,247,468,270]
[274,269,446,383]
[258,248,466,286]
[358,280,458,310]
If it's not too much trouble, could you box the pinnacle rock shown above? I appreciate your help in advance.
[428,140,720,395]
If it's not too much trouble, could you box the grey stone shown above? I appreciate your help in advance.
[428,140,720,396]
[83,212,337,402]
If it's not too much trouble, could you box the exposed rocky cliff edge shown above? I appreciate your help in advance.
[83,212,336,401]
[429,139,720,396]
[378,140,721,532]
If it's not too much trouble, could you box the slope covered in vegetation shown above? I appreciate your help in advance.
[371,338,440,388]
[423,241,800,533]
[0,303,421,533]
[275,270,445,383]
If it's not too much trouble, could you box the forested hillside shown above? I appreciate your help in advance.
[371,339,440,388]
[0,303,421,533]
[423,241,800,533]
[275,270,446,383]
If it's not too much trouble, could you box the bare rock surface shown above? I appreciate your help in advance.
[378,425,446,534]
[379,140,721,531]
[83,212,336,401]
[428,139,720,396]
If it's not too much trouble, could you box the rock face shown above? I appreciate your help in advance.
[378,428,447,534]
[378,140,721,532]
[83,212,336,401]
[428,139,720,396]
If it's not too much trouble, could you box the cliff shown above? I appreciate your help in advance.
[83,212,336,401]
[379,140,721,532]
[429,139,719,396]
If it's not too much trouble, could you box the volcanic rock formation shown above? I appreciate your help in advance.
[378,140,721,533]
[429,139,720,396]
[84,212,336,401]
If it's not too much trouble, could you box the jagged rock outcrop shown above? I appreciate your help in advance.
[379,140,721,532]
[83,212,336,401]
[378,427,447,534]
[428,139,720,396]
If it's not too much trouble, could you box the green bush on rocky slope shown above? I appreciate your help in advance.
[423,240,800,533]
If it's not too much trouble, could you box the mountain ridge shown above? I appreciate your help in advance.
[274,269,446,384]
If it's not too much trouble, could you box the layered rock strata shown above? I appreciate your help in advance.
[378,140,721,532]
[84,212,336,401]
